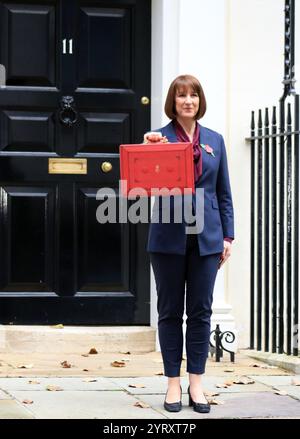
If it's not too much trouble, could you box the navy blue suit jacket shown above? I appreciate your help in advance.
[146,121,234,256]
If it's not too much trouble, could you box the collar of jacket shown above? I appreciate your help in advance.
[160,120,210,145]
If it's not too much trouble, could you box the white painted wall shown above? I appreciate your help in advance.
[151,0,299,350]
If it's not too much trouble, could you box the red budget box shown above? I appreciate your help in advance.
[119,142,195,197]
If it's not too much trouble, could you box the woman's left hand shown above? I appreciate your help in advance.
[218,240,232,269]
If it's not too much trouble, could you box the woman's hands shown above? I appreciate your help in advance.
[218,240,232,269]
[143,132,169,143]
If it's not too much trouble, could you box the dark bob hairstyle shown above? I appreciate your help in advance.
[164,74,207,120]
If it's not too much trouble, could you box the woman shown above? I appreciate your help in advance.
[144,74,234,413]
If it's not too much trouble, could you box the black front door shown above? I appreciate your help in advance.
[0,0,151,324]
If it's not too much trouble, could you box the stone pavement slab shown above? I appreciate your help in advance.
[248,375,300,387]
[208,392,300,418]
[6,390,165,419]
[0,351,166,377]
[277,386,300,400]
[109,375,271,394]
[0,400,34,419]
[248,375,300,401]
[0,377,121,392]
[0,390,11,400]
[0,350,291,378]
[193,375,271,393]
[0,375,299,419]
[137,391,300,419]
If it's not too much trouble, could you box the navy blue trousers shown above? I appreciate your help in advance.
[149,234,221,377]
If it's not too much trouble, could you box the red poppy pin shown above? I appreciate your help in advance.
[200,143,215,157]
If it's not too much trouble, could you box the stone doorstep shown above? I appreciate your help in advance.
[0,325,156,354]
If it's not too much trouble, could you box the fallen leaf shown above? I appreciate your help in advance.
[207,398,224,405]
[17,364,34,369]
[274,390,288,396]
[89,348,98,355]
[224,368,234,372]
[134,401,150,408]
[22,399,33,404]
[204,391,220,397]
[81,354,89,358]
[46,385,63,392]
[28,380,40,385]
[82,378,97,383]
[224,381,234,386]
[50,324,64,329]
[215,383,229,388]
[291,379,300,386]
[120,351,131,355]
[155,372,164,376]
[233,377,255,385]
[60,360,72,368]
[111,361,126,367]
[250,363,278,369]
[128,384,146,388]
[83,369,89,372]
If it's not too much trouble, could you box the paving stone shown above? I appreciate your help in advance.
[0,377,120,392]
[0,390,12,400]
[0,350,291,378]
[109,375,270,395]
[0,400,34,419]
[109,376,187,394]
[138,391,300,419]
[199,376,271,393]
[273,386,300,400]
[248,375,300,387]
[9,390,166,419]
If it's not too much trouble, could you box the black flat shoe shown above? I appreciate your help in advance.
[164,385,182,412]
[188,385,210,413]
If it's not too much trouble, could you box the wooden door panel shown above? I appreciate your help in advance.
[0,185,55,292]
[76,186,130,292]
[78,6,131,89]
[77,112,130,154]
[0,2,58,87]
[0,110,56,152]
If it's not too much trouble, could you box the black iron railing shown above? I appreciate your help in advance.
[246,0,299,356]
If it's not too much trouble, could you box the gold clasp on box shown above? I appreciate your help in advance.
[48,158,87,174]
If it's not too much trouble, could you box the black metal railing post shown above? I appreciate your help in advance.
[264,108,270,352]
[293,94,299,356]
[257,109,263,351]
[250,111,255,350]
[271,106,278,353]
[286,103,292,355]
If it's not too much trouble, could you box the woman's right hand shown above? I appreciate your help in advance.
[143,132,168,143]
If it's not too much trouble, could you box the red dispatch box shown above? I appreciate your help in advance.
[119,142,195,197]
